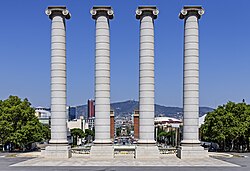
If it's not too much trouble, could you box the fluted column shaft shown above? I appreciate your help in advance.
[50,15,67,144]
[46,7,71,144]
[139,15,155,143]
[136,7,159,144]
[91,7,114,144]
[183,15,200,143]
[95,15,111,143]
[180,7,204,145]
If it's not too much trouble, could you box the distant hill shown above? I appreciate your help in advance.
[76,100,214,119]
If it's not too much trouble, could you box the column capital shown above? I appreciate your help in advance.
[45,6,71,20]
[179,6,204,20]
[90,6,114,20]
[136,6,159,20]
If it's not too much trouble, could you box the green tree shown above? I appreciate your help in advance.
[201,101,250,152]
[70,128,85,146]
[41,125,51,141]
[116,127,122,137]
[158,131,169,141]
[157,130,175,145]
[84,129,94,143]
[0,96,50,151]
[0,99,13,150]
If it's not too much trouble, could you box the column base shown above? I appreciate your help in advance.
[177,144,208,159]
[90,144,114,159]
[44,145,71,158]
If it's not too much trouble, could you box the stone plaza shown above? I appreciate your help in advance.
[10,153,240,167]
[43,5,207,159]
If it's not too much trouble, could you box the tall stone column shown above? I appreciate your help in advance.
[135,6,160,159]
[136,6,158,144]
[44,6,71,158]
[177,6,207,159]
[90,6,114,159]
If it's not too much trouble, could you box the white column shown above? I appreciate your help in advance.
[91,7,114,144]
[46,7,71,144]
[180,7,204,145]
[177,6,206,159]
[136,7,159,144]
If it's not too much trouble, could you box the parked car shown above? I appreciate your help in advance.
[208,142,219,152]
[201,141,219,152]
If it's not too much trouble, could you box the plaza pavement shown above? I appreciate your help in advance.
[11,153,239,167]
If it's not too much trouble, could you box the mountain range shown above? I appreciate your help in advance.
[75,100,214,119]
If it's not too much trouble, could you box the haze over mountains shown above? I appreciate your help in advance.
[76,100,214,119]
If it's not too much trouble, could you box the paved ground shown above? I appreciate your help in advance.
[212,153,250,168]
[0,152,249,171]
[11,155,239,167]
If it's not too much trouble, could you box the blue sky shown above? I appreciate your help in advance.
[0,0,250,108]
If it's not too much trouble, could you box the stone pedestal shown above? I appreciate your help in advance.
[177,145,208,159]
[136,145,159,159]
[44,145,71,158]
[90,145,114,159]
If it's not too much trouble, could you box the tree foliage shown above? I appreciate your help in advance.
[0,96,50,150]
[85,129,94,137]
[84,129,94,143]
[71,128,85,138]
[157,127,176,145]
[70,128,85,145]
[201,101,250,152]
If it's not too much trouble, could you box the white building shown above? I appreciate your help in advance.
[67,116,88,131]
[35,107,51,125]
[154,116,182,128]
